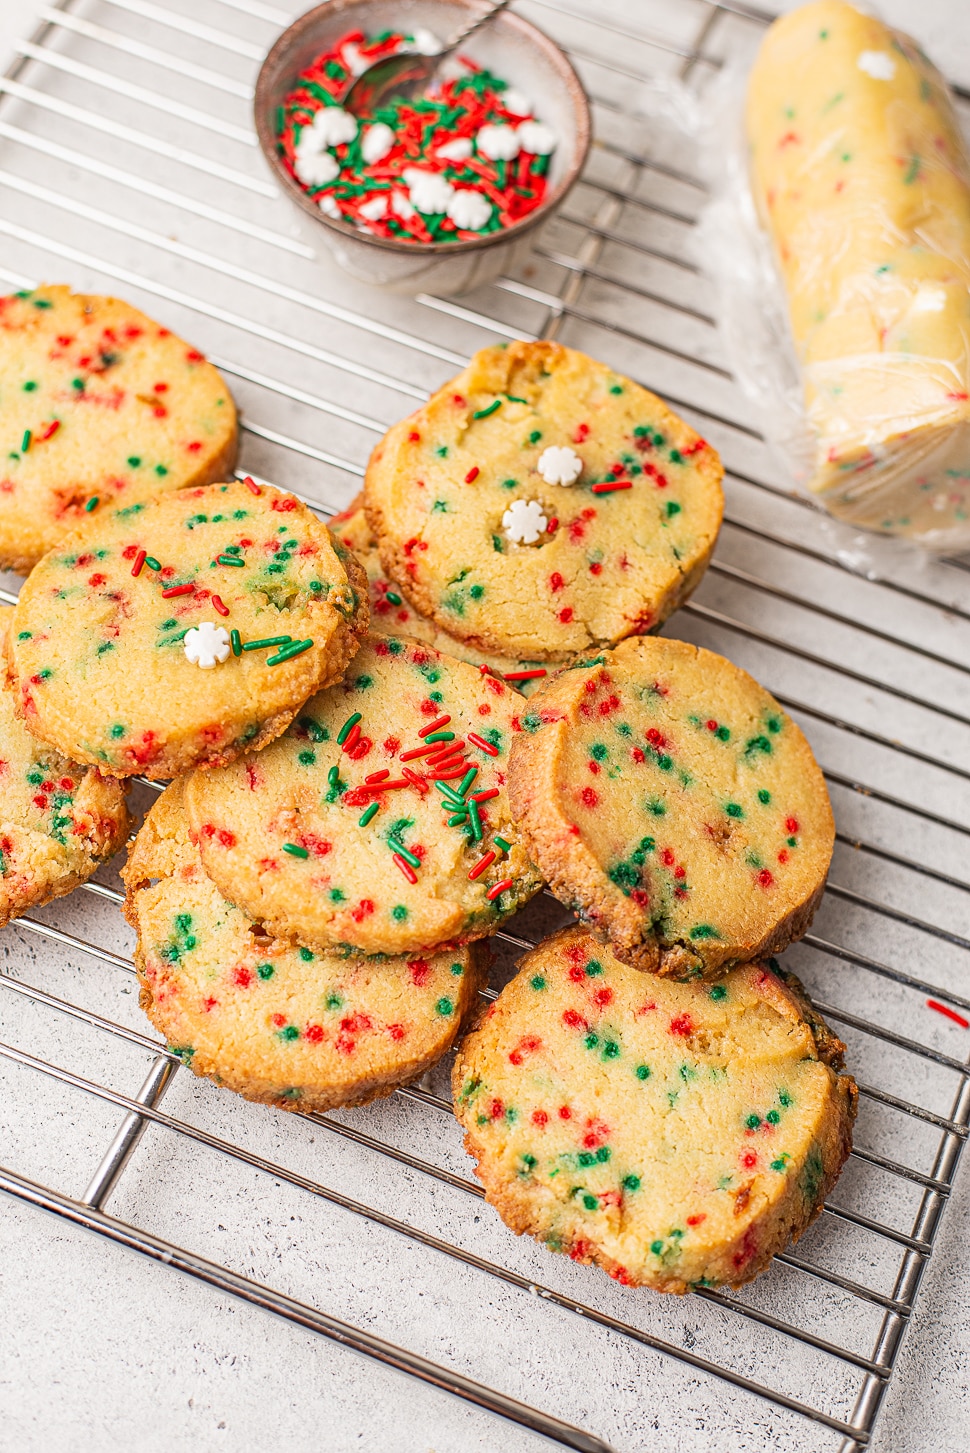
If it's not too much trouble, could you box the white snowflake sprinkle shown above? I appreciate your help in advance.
[184,622,231,670]
[318,193,342,218]
[311,106,358,148]
[409,27,441,55]
[361,122,395,164]
[517,121,557,155]
[437,136,474,163]
[295,125,326,158]
[294,150,340,188]
[477,123,520,161]
[503,89,532,116]
[406,169,455,215]
[391,189,416,220]
[358,193,389,221]
[503,498,548,544]
[857,50,896,80]
[447,188,492,231]
[537,445,582,486]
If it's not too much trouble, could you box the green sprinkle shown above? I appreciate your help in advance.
[709,983,727,1000]
[530,975,546,991]
[283,843,309,858]
[242,635,292,651]
[623,1174,641,1191]
[388,838,420,868]
[218,554,245,566]
[435,997,454,1016]
[391,904,408,921]
[758,789,771,804]
[528,430,542,444]
[327,765,340,788]
[746,1114,761,1129]
[636,1064,651,1081]
[256,962,275,980]
[468,797,483,843]
[472,399,502,420]
[385,590,402,605]
[21,430,31,453]
[85,497,98,513]
[127,455,141,467]
[358,802,379,827]
[337,712,362,745]
[22,380,37,392]
[230,629,241,657]
[457,766,478,798]
[144,556,161,571]
[266,639,313,665]
[494,835,511,854]
[424,731,455,743]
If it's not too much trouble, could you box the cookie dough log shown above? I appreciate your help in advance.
[747,1,970,544]
[0,286,238,572]
[0,604,129,923]
[124,782,488,1112]
[364,341,723,661]
[507,636,834,979]
[454,927,857,1293]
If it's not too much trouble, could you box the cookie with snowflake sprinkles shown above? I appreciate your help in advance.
[453,926,857,1293]
[330,498,550,694]
[363,340,724,661]
[507,636,834,979]
[183,633,544,956]
[0,605,129,923]
[124,781,487,1112]
[7,478,367,779]
[0,285,238,573]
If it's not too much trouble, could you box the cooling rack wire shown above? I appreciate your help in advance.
[1,1,969,1449]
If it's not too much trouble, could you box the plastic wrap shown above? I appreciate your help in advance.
[698,0,970,552]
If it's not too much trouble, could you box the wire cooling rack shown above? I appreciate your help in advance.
[1,1,969,1450]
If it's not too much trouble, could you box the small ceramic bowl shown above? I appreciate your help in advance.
[254,0,591,295]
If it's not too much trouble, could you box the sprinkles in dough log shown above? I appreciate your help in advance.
[747,0,970,545]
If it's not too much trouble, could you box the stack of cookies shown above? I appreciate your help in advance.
[0,292,856,1295]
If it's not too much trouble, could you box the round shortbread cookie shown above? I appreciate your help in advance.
[0,285,238,573]
[0,605,129,924]
[454,926,857,1293]
[507,636,834,979]
[364,340,723,662]
[8,479,367,779]
[184,634,544,956]
[123,781,487,1112]
[331,499,550,694]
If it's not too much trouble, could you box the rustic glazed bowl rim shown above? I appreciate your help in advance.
[254,0,592,257]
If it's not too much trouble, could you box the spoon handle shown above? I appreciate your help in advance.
[442,0,514,55]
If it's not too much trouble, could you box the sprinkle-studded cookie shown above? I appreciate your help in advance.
[123,781,487,1112]
[507,636,834,978]
[363,341,723,661]
[331,499,550,694]
[453,926,857,1292]
[183,633,544,956]
[0,605,129,924]
[0,285,238,573]
[8,479,367,779]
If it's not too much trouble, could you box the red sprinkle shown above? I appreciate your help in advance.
[547,517,558,533]
[591,480,633,494]
[343,722,361,753]
[464,466,480,483]
[467,732,498,756]
[399,744,439,762]
[393,853,417,883]
[468,851,496,881]
[503,669,547,682]
[211,594,229,617]
[365,769,390,783]
[161,583,194,598]
[244,476,262,495]
[927,999,970,1028]
[470,788,499,803]
[486,877,513,901]
[131,549,147,578]
[419,715,451,738]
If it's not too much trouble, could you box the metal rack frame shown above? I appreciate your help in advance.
[1,2,969,1449]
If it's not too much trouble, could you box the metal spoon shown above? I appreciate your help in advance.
[344,0,513,116]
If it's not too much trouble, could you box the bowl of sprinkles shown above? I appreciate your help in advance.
[254,0,590,294]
